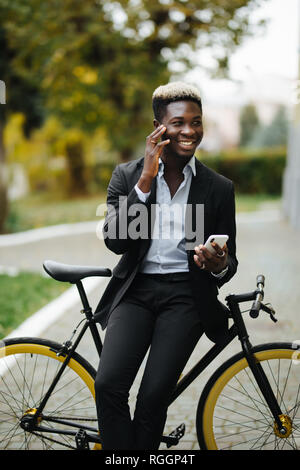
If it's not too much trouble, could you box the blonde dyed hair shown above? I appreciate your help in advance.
[152,82,202,121]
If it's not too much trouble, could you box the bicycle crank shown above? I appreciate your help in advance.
[273,414,293,439]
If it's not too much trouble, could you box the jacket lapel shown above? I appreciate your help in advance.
[187,159,212,205]
[135,158,157,261]
[135,157,212,257]
[185,159,212,250]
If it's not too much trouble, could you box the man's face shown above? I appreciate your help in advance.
[156,100,203,159]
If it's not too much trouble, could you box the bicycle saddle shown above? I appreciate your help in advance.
[43,259,112,283]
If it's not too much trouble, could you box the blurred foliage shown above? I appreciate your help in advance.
[0,271,69,338]
[5,192,106,233]
[5,107,287,205]
[248,105,289,148]
[239,103,260,147]
[0,0,269,231]
[0,24,44,231]
[197,146,286,194]
[4,113,117,195]
[5,189,280,234]
[1,0,268,158]
[239,103,289,149]
[0,26,44,133]
[13,145,284,198]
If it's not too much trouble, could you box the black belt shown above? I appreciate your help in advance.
[136,272,190,282]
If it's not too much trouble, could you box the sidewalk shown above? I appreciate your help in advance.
[1,208,300,450]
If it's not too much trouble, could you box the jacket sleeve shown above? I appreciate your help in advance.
[214,181,238,288]
[103,164,150,255]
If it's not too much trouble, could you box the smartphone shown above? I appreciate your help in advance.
[204,235,228,254]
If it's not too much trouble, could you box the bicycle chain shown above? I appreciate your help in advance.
[28,416,98,449]
[43,415,97,422]
[30,431,76,450]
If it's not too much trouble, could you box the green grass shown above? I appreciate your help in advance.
[235,194,281,213]
[5,192,106,233]
[5,191,281,233]
[0,272,70,339]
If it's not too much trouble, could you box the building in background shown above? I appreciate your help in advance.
[282,1,300,230]
[200,74,293,152]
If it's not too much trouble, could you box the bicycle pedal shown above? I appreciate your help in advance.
[75,428,90,450]
[162,423,185,448]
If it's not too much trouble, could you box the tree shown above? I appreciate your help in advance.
[0,0,268,226]
[248,105,289,148]
[239,103,260,147]
[0,23,44,232]
[3,0,268,157]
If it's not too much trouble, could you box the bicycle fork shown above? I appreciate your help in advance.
[241,338,292,436]
[226,295,290,437]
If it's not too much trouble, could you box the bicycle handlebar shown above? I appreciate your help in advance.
[249,275,265,318]
[226,275,277,322]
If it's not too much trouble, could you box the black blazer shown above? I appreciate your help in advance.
[94,156,238,343]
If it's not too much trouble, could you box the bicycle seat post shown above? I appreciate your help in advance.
[76,280,92,317]
[75,280,103,357]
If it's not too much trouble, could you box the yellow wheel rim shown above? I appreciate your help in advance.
[202,349,299,450]
[1,343,95,398]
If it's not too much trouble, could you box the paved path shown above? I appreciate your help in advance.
[1,207,300,450]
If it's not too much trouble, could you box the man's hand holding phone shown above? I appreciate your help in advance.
[137,125,170,194]
[194,235,228,274]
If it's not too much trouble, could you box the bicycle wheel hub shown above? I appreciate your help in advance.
[20,408,42,431]
[273,414,293,438]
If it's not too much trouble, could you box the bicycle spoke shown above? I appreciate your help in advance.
[214,415,272,432]
[265,359,291,415]
[229,375,272,418]
[250,422,274,449]
[219,391,271,422]
[291,384,300,421]
[0,344,97,450]
[203,348,300,450]
[217,426,270,450]
[242,367,273,420]
[215,402,271,427]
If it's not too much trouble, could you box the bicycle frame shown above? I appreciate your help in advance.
[25,279,286,446]
[170,289,283,426]
[21,280,103,446]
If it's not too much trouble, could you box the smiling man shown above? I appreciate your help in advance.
[94,82,238,450]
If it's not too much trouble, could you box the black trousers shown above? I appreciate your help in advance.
[94,273,204,450]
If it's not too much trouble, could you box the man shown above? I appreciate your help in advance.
[94,82,238,450]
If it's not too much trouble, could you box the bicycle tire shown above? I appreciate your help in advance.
[0,336,100,450]
[196,342,300,450]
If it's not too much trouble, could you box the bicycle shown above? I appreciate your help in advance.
[0,259,299,450]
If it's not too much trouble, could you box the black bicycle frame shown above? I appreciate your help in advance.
[169,324,238,404]
[170,291,283,430]
[30,280,103,440]
[30,280,285,441]
[225,292,283,429]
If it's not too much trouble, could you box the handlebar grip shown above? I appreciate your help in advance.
[256,274,265,287]
[250,276,265,318]
[249,300,260,318]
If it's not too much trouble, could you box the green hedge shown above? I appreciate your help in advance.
[27,146,287,196]
[87,147,286,195]
[197,147,286,195]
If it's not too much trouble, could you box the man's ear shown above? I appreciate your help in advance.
[153,119,161,129]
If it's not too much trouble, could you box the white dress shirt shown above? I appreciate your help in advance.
[135,156,228,278]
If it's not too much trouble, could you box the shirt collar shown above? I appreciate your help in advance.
[158,156,196,177]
